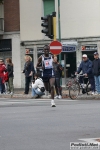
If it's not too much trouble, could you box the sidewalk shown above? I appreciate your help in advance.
[0,88,100,100]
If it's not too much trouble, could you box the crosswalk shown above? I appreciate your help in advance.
[0,98,78,107]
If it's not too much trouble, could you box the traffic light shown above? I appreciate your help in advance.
[41,14,53,39]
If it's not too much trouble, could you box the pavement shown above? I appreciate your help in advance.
[0,98,100,150]
[0,88,100,100]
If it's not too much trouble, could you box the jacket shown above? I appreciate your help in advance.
[23,61,34,77]
[92,58,100,76]
[53,62,63,78]
[0,63,6,83]
[32,78,44,92]
[7,64,14,78]
[77,59,93,77]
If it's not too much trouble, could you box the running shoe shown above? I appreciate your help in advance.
[58,95,62,99]
[51,100,56,107]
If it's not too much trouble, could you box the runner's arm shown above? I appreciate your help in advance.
[36,56,43,70]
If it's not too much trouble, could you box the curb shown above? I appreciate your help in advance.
[0,94,100,100]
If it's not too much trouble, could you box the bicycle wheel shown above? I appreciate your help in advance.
[69,82,80,99]
[86,83,91,95]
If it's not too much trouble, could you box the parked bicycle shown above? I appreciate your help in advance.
[65,74,91,100]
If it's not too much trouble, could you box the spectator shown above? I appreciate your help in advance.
[31,73,45,98]
[53,56,63,99]
[6,58,14,95]
[76,54,95,95]
[22,55,35,94]
[0,59,6,94]
[92,52,100,95]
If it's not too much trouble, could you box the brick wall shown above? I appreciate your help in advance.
[4,0,20,32]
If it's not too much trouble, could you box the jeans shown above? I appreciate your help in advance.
[55,78,62,95]
[94,76,100,93]
[1,83,5,93]
[0,78,2,92]
[8,77,14,92]
[32,88,44,97]
[25,76,31,94]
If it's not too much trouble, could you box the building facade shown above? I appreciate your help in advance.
[1,0,100,87]
[19,0,100,86]
[0,0,21,88]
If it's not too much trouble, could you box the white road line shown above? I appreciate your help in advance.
[79,138,100,145]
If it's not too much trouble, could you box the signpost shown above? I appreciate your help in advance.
[50,40,62,55]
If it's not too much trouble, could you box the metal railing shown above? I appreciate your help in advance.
[0,18,4,32]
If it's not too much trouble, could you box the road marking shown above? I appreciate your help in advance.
[79,138,100,145]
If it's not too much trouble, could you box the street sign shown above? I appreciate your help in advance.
[50,41,62,55]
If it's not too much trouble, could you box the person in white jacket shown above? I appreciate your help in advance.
[32,73,45,98]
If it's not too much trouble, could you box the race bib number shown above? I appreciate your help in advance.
[44,59,52,69]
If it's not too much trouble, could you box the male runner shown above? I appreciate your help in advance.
[36,45,56,107]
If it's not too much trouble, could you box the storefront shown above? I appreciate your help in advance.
[61,41,77,85]
[81,45,97,61]
[24,42,78,86]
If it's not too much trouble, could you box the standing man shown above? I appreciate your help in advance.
[36,45,56,107]
[92,52,100,95]
[53,56,63,99]
[76,54,95,94]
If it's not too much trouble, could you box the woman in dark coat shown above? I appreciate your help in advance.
[22,55,34,94]
[6,58,14,95]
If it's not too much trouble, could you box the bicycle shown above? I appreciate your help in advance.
[67,74,91,100]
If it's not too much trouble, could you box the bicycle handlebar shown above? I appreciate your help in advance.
[75,74,88,78]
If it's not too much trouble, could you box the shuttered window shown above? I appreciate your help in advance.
[43,0,55,16]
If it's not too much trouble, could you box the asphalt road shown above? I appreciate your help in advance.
[0,98,100,150]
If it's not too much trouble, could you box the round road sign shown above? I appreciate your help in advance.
[50,41,62,55]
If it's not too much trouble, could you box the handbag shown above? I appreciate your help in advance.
[40,87,45,92]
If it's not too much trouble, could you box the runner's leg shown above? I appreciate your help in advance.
[49,77,55,99]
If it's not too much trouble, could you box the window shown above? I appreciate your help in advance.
[43,0,55,16]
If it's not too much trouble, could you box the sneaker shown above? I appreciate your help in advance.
[7,92,11,94]
[10,92,13,95]
[94,91,98,95]
[3,92,6,94]
[91,92,95,95]
[51,100,56,107]
[58,95,62,99]
[54,95,59,99]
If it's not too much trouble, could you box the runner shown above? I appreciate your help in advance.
[36,45,56,107]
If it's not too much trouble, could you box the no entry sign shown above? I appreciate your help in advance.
[50,41,62,55]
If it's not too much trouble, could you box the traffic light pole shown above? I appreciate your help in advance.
[58,0,62,85]
[58,0,61,63]
[53,12,56,41]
